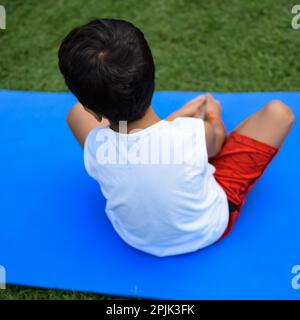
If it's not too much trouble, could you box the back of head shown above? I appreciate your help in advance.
[58,19,155,124]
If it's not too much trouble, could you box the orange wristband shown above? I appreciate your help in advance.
[206,111,217,121]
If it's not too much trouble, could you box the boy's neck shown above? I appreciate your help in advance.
[110,106,161,133]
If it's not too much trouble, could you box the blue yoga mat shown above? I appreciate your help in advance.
[0,90,299,299]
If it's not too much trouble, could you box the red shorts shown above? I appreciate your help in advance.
[210,131,279,239]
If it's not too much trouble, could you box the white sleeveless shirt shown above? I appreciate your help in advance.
[84,117,229,257]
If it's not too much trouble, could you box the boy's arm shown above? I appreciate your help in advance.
[204,116,226,158]
[66,102,109,148]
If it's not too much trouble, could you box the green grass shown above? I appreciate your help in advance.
[0,0,299,299]
[0,285,126,300]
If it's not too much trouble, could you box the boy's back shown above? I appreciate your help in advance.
[84,117,229,256]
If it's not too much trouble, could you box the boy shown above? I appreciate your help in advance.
[58,19,294,257]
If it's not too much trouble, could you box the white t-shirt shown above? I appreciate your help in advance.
[84,117,229,257]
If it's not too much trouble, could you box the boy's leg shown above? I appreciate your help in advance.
[211,100,295,238]
[233,100,295,148]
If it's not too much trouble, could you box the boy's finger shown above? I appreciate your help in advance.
[206,93,220,105]
[190,94,206,104]
[196,95,207,106]
[206,93,214,102]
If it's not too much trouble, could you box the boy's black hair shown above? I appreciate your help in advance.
[58,19,155,124]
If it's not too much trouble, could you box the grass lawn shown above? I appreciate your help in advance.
[0,0,299,299]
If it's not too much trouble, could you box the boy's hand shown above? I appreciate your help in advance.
[166,95,207,121]
[205,94,222,120]
[180,95,207,118]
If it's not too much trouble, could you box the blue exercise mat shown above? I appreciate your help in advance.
[0,90,299,299]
